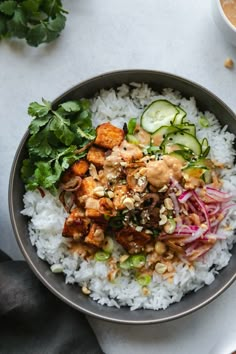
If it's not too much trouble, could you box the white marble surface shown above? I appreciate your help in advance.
[0,0,236,353]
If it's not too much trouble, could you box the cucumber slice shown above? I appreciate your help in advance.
[126,134,139,145]
[164,143,188,154]
[141,100,178,133]
[175,124,196,136]
[173,106,187,124]
[152,125,179,141]
[168,151,188,164]
[162,131,202,156]
[201,138,210,157]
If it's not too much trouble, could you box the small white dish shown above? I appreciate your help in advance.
[211,0,236,46]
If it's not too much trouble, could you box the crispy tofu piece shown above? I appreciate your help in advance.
[87,146,106,168]
[76,177,98,198]
[85,223,105,248]
[61,160,89,184]
[71,160,89,176]
[113,185,128,210]
[62,208,90,240]
[95,123,124,149]
[116,227,151,254]
[85,208,103,219]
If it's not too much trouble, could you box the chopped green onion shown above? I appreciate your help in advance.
[102,237,114,253]
[126,134,139,145]
[95,251,110,262]
[136,273,152,286]
[119,257,133,270]
[130,254,146,268]
[199,116,209,128]
[50,264,64,273]
[127,118,137,135]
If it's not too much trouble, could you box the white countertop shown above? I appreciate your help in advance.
[1,0,236,353]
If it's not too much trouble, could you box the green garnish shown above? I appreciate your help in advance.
[95,251,110,262]
[130,254,146,269]
[199,116,209,128]
[127,118,137,135]
[136,273,151,286]
[102,237,114,253]
[21,98,95,193]
[0,0,67,47]
[119,257,133,270]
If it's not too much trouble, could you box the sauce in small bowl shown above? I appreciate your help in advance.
[212,0,236,46]
[220,0,236,27]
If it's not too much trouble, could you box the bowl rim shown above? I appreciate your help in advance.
[216,0,236,33]
[8,69,236,324]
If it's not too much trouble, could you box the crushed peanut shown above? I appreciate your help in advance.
[224,57,234,69]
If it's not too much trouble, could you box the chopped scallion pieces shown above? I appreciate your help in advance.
[50,264,64,273]
[127,118,137,135]
[119,257,133,270]
[130,254,146,268]
[137,273,152,286]
[95,251,110,262]
[199,116,209,128]
[102,237,114,253]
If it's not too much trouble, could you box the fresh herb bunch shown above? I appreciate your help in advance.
[0,0,67,46]
[21,98,96,193]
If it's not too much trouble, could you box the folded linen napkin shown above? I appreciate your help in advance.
[0,250,103,354]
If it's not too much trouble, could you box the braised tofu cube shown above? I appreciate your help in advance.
[116,227,151,254]
[95,123,124,149]
[71,159,89,176]
[76,177,98,198]
[113,185,128,210]
[85,208,103,220]
[85,223,105,248]
[62,208,90,240]
[87,146,106,168]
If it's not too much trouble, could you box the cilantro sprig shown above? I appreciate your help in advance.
[0,0,67,47]
[21,98,96,193]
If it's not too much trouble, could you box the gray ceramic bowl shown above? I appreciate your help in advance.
[9,70,236,324]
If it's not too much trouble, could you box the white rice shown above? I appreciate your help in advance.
[21,84,236,310]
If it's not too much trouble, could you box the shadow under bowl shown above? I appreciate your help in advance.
[9,69,236,324]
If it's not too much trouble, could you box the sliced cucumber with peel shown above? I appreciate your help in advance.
[162,131,202,156]
[141,100,178,133]
[152,123,196,143]
[173,106,187,124]
[175,123,196,136]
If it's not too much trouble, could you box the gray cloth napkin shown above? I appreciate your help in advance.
[0,250,103,354]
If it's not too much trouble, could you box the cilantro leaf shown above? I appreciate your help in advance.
[49,114,75,146]
[7,7,27,38]
[60,101,81,113]
[28,126,53,158]
[28,100,51,117]
[26,23,47,47]
[77,126,96,140]
[0,0,68,46]
[21,158,35,183]
[0,1,17,16]
[22,98,95,193]
[21,0,40,15]
[29,115,50,135]
[46,12,66,33]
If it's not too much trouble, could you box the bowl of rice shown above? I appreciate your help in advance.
[9,70,236,324]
